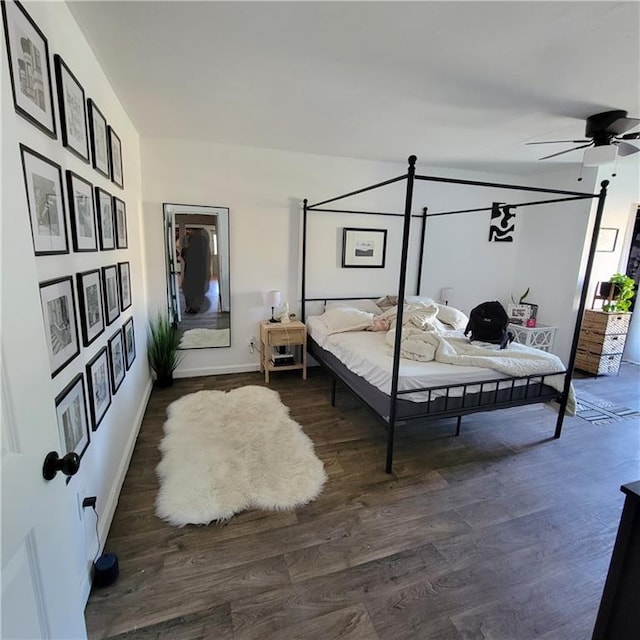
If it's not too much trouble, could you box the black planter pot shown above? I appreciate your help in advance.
[154,373,174,388]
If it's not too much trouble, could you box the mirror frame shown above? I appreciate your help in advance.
[163,203,231,349]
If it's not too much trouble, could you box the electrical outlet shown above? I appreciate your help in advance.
[249,336,256,354]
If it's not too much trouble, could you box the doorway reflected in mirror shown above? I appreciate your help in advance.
[163,204,230,349]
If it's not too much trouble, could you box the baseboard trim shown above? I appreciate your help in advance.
[80,376,153,605]
[174,364,260,378]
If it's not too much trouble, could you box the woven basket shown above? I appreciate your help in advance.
[583,310,631,335]
[575,350,622,375]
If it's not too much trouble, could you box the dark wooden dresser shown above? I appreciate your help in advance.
[592,481,640,640]
[576,310,631,375]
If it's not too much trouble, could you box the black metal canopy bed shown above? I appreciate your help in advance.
[301,156,609,473]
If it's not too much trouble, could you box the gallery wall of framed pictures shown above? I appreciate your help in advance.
[3,0,137,471]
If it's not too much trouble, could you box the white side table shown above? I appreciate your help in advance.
[509,323,557,352]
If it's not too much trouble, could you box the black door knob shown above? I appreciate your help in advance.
[42,451,80,481]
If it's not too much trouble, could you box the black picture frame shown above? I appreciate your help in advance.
[95,187,115,250]
[76,269,104,346]
[108,126,123,188]
[54,54,89,162]
[86,347,111,431]
[107,328,126,394]
[66,170,97,252]
[87,98,110,178]
[39,276,80,378]
[113,196,128,249]
[54,373,90,471]
[20,145,69,256]
[102,264,120,326]
[118,261,132,311]
[123,317,136,370]
[342,228,387,268]
[2,0,56,137]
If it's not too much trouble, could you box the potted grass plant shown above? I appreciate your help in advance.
[147,313,183,388]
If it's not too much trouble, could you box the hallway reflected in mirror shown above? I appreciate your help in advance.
[163,204,230,349]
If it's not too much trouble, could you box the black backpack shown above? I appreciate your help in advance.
[464,301,514,349]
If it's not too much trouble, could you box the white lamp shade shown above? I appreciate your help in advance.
[583,145,617,166]
[266,290,281,307]
[440,287,453,303]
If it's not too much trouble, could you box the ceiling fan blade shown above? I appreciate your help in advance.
[526,139,589,145]
[538,142,593,161]
[606,116,640,135]
[619,131,640,140]
[615,141,640,157]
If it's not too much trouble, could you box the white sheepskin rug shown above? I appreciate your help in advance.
[155,385,327,526]
[179,328,230,349]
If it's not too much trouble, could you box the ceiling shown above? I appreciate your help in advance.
[67,1,640,175]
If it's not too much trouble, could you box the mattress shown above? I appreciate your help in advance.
[306,315,561,403]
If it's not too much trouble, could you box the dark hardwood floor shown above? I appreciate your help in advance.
[85,363,640,640]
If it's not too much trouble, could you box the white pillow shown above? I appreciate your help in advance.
[405,295,437,306]
[318,307,374,334]
[436,304,469,330]
[325,299,382,315]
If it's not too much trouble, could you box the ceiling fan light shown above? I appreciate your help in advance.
[583,145,617,166]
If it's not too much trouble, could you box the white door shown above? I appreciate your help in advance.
[1,238,88,640]
[1,93,87,640]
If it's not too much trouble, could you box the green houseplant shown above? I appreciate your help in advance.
[147,313,183,387]
[602,273,636,313]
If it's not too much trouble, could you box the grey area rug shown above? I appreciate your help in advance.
[576,391,640,426]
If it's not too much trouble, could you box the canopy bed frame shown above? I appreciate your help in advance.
[301,155,609,473]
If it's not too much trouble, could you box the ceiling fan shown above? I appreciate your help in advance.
[527,110,640,160]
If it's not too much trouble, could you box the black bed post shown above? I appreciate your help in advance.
[386,155,417,474]
[554,180,609,438]
[302,199,308,322]
[416,207,427,295]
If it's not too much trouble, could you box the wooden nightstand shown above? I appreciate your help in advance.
[259,320,307,383]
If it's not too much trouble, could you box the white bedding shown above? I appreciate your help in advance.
[307,315,573,412]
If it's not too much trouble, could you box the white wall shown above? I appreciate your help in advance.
[141,138,602,374]
[1,1,150,603]
[592,159,640,363]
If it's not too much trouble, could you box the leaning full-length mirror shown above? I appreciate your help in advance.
[163,203,230,348]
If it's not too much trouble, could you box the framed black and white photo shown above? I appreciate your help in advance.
[20,145,68,256]
[108,126,123,188]
[123,317,136,370]
[39,276,80,378]
[489,203,516,243]
[66,171,96,252]
[55,373,90,465]
[87,98,110,178]
[342,228,387,268]
[118,261,132,310]
[95,187,115,250]
[113,196,128,248]
[54,54,89,162]
[107,329,125,394]
[76,269,104,346]
[86,347,111,430]
[596,227,619,253]
[102,264,120,325]
[2,0,56,137]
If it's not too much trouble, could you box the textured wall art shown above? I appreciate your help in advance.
[489,202,516,242]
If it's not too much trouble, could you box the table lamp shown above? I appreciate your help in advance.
[266,290,281,323]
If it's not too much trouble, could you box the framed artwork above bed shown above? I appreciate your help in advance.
[342,227,387,268]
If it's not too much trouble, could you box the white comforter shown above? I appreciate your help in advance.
[384,326,575,415]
